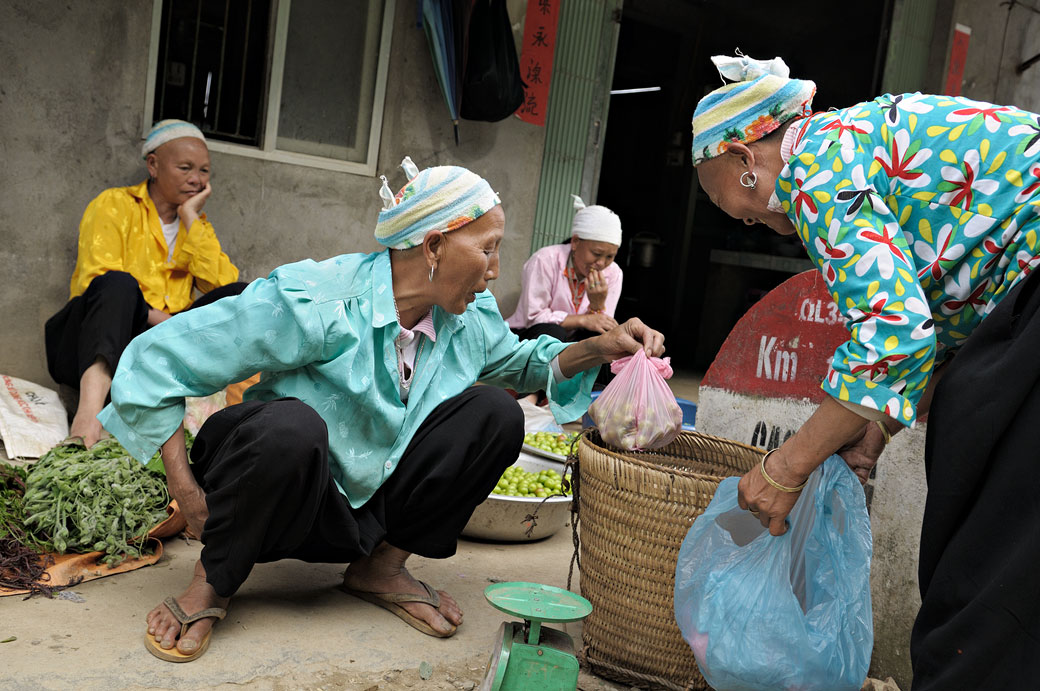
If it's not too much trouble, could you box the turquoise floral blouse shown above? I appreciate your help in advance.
[777,93,1040,425]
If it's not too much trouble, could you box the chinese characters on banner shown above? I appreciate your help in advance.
[516,0,561,126]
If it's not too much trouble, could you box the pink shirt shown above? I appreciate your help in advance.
[506,243,623,329]
[396,310,437,402]
[781,116,808,161]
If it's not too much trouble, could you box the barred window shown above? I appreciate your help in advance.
[146,0,394,175]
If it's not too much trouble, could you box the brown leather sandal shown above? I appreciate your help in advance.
[143,595,227,662]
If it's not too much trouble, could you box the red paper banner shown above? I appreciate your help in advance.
[515,0,560,126]
[943,23,971,97]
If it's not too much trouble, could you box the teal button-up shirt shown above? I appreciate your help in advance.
[99,250,595,508]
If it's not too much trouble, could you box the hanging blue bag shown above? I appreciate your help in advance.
[673,455,873,691]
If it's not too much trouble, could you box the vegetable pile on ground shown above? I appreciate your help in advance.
[22,439,172,567]
[0,463,40,547]
[1,463,61,596]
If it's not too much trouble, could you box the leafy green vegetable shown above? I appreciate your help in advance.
[22,439,174,567]
[0,463,43,549]
[2,463,61,596]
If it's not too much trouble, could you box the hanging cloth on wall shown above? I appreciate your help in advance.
[460,0,524,122]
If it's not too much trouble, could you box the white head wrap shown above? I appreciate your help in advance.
[570,195,622,247]
[141,119,207,159]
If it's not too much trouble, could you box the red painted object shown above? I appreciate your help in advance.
[515,0,560,126]
[701,270,848,402]
[944,24,972,97]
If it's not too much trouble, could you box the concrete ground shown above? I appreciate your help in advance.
[0,528,628,691]
[0,374,705,691]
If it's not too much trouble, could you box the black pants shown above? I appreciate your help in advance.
[188,386,524,598]
[911,269,1040,690]
[512,322,596,343]
[44,271,247,386]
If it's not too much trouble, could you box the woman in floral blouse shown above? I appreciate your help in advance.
[691,54,1040,689]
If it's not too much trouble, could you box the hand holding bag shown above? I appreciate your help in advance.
[588,350,683,450]
[673,455,874,691]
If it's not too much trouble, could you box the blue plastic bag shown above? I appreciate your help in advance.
[674,455,873,691]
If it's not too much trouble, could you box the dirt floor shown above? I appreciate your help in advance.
[154,659,629,691]
[0,522,635,691]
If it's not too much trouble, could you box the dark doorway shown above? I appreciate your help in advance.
[597,0,892,370]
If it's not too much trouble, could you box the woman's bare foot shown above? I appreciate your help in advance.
[147,560,229,654]
[71,358,112,448]
[343,543,461,636]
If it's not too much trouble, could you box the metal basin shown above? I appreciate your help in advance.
[461,452,572,542]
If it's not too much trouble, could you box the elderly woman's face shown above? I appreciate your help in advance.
[146,137,211,207]
[570,237,618,278]
[435,205,505,314]
[698,152,795,236]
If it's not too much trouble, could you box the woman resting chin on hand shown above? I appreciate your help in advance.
[505,195,625,400]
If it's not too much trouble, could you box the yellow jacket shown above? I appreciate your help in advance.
[69,181,239,313]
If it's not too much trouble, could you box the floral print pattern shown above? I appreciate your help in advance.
[778,94,1040,424]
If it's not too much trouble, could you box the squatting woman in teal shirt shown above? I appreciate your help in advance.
[691,54,1040,689]
[100,159,665,662]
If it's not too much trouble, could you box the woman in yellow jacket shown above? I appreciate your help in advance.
[45,120,244,447]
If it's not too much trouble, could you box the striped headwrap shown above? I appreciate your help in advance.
[374,160,501,250]
[141,119,207,159]
[691,54,816,166]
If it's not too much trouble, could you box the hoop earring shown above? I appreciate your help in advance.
[429,264,436,282]
[740,171,757,189]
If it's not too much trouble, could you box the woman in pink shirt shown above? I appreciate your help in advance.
[506,195,624,344]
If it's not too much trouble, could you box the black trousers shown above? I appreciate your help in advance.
[44,271,247,386]
[512,322,596,343]
[911,269,1040,690]
[188,386,524,598]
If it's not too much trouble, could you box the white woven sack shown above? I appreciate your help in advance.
[0,374,69,459]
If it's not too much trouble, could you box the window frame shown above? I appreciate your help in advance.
[143,0,396,176]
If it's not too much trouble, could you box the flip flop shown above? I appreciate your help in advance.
[339,580,458,638]
[144,596,227,662]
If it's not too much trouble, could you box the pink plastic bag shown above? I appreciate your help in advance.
[587,350,683,450]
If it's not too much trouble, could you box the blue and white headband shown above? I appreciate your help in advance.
[374,157,501,250]
[691,53,816,166]
[141,119,207,159]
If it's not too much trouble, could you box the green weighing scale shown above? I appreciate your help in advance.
[478,582,593,691]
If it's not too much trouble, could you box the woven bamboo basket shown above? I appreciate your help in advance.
[573,429,762,690]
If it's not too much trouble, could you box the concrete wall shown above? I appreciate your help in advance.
[867,425,927,688]
[941,0,1040,109]
[0,0,544,389]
